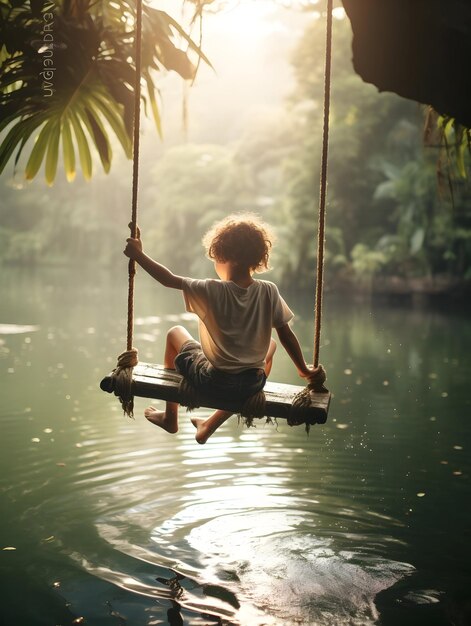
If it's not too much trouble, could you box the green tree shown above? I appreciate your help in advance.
[0,156,132,264]
[141,144,255,276]
[278,14,471,288]
[0,0,210,184]
[372,155,471,278]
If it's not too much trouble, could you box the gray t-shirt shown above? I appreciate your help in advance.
[182,278,294,373]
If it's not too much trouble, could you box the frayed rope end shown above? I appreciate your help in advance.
[109,348,139,418]
[289,364,328,431]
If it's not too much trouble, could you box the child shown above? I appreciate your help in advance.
[124,213,319,444]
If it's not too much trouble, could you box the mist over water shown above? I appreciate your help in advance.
[1,267,469,625]
[1,1,470,624]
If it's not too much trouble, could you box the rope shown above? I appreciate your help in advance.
[108,348,139,416]
[178,378,266,424]
[241,390,266,421]
[110,0,143,417]
[290,365,327,432]
[313,0,333,370]
[128,0,143,347]
[292,0,332,418]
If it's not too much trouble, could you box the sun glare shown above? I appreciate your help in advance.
[154,0,346,43]
[210,2,283,38]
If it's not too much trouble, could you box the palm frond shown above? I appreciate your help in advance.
[0,0,212,183]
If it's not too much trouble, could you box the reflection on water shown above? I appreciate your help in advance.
[78,423,414,625]
[0,267,470,625]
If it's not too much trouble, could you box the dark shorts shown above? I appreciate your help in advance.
[174,340,266,402]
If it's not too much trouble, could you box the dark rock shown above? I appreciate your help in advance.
[342,0,471,126]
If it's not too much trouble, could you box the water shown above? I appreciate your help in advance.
[1,267,470,626]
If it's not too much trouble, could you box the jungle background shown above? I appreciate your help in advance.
[1,2,470,298]
[1,4,471,624]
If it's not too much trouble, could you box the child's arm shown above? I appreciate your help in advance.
[124,237,184,290]
[276,323,320,380]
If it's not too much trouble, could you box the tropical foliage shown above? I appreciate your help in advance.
[277,16,471,289]
[0,8,470,294]
[424,108,471,188]
[0,0,210,185]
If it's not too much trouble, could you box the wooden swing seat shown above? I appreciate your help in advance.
[100,362,330,424]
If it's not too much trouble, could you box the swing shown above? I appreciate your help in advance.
[100,0,333,427]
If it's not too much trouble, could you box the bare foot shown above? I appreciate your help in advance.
[144,406,178,434]
[191,417,210,444]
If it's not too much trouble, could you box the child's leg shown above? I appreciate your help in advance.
[191,338,277,444]
[145,325,195,433]
[191,410,232,444]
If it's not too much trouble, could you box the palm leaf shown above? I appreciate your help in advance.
[25,120,53,180]
[62,116,76,182]
[157,10,214,70]
[0,115,44,175]
[81,105,112,173]
[144,72,162,138]
[90,92,132,157]
[69,111,93,181]
[0,2,213,183]
[45,119,60,186]
[14,116,45,167]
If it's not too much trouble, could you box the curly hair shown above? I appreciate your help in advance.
[202,213,274,273]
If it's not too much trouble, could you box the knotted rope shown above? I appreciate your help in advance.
[109,0,143,417]
[291,0,333,425]
[241,390,266,420]
[177,378,266,425]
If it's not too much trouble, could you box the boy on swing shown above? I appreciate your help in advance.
[124,213,319,444]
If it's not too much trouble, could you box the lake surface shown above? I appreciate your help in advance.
[1,266,470,626]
